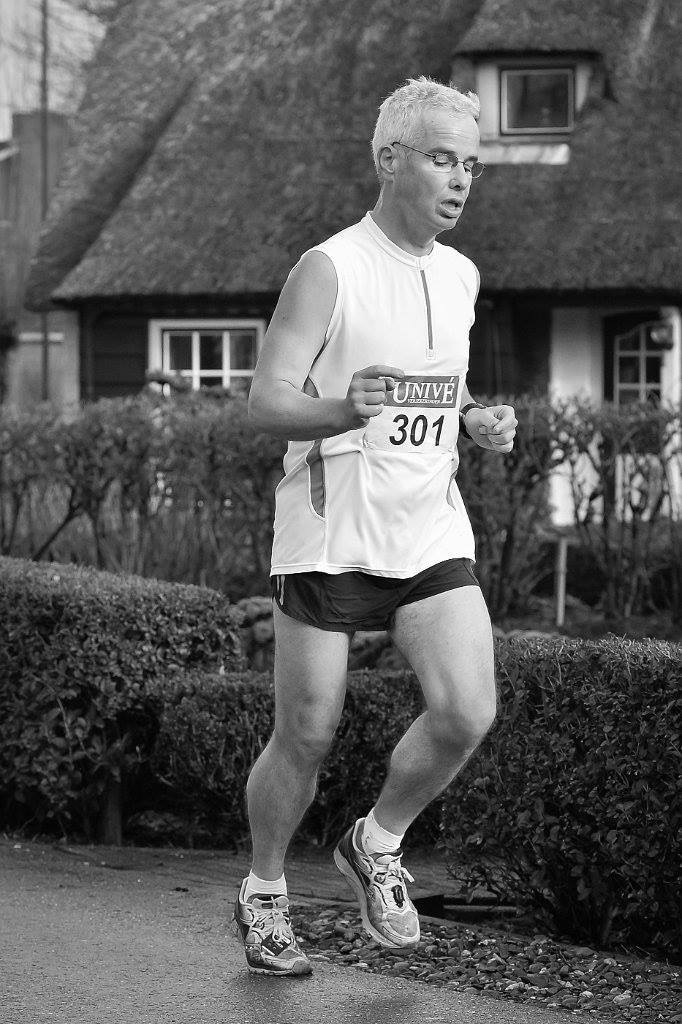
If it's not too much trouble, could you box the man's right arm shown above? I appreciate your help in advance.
[248,250,403,441]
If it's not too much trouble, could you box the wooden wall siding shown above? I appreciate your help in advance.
[512,303,552,394]
[80,299,277,400]
[84,313,148,399]
[468,299,550,398]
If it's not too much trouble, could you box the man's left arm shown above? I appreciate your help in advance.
[459,383,517,454]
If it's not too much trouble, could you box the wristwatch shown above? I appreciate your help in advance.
[459,401,486,439]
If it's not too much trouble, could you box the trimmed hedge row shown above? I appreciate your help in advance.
[443,637,681,957]
[143,643,681,958]
[143,668,438,850]
[1,556,679,957]
[0,557,243,840]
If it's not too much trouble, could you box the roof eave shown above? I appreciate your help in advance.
[454,46,601,58]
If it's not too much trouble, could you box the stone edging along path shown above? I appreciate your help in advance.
[289,900,681,1024]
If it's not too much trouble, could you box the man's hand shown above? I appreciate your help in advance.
[464,405,517,453]
[344,365,405,427]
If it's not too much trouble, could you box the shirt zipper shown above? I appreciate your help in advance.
[420,268,436,361]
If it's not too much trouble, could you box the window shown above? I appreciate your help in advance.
[500,67,574,134]
[149,319,264,395]
[613,322,665,406]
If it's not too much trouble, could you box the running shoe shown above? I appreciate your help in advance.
[232,879,312,975]
[333,819,420,948]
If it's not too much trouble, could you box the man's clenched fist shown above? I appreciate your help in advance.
[344,364,405,427]
[463,405,517,453]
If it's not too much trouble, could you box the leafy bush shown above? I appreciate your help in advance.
[457,396,563,617]
[4,568,677,962]
[0,557,243,839]
[140,671,274,847]
[554,400,682,619]
[0,405,61,556]
[2,395,680,616]
[158,392,284,596]
[442,636,681,957]
[50,396,163,569]
[145,669,440,850]
[0,394,285,598]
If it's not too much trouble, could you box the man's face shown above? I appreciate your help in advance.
[391,108,480,239]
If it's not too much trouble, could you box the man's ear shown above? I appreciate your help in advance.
[377,144,397,182]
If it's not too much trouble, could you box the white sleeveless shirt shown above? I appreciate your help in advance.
[271,213,478,577]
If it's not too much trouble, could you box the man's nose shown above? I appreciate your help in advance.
[449,163,469,189]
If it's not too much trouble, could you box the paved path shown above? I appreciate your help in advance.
[0,839,590,1024]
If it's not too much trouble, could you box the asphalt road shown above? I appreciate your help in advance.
[0,839,591,1024]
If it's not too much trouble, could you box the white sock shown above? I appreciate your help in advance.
[359,808,405,857]
[244,870,287,900]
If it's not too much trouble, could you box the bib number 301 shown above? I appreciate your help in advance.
[362,373,461,453]
[389,413,445,447]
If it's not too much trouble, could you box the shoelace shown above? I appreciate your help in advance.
[368,852,415,907]
[249,900,293,945]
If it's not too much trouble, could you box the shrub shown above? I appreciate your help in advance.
[50,396,163,569]
[441,636,681,957]
[144,669,440,849]
[554,400,682,619]
[457,395,563,617]
[0,405,61,556]
[0,394,285,599]
[3,394,681,619]
[0,557,243,839]
[159,393,285,597]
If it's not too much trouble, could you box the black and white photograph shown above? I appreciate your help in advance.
[1,1,680,1022]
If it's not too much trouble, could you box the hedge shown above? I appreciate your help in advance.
[143,668,438,850]
[442,636,681,957]
[3,395,680,617]
[141,641,681,958]
[1,558,678,957]
[0,557,243,841]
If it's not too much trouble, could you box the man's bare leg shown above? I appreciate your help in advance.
[246,605,350,879]
[371,585,496,836]
[332,586,495,949]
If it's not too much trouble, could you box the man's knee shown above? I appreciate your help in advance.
[428,693,497,752]
[274,712,337,766]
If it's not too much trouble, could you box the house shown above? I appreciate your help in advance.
[0,111,74,405]
[22,0,681,452]
[0,0,103,407]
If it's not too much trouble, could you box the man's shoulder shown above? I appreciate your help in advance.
[311,219,366,255]
[434,241,480,302]
[434,239,478,274]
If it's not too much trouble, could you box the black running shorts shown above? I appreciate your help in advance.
[270,558,480,634]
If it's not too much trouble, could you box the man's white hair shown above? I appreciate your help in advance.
[371,76,480,176]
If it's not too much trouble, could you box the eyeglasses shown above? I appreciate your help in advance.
[392,141,485,179]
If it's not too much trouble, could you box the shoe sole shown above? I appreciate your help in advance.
[246,961,312,976]
[333,841,419,950]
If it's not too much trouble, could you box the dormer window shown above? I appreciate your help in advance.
[500,67,575,135]
[470,54,591,163]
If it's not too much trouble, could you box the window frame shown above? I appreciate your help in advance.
[499,64,576,136]
[148,318,265,393]
[613,321,665,407]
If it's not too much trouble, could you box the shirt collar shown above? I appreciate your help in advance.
[362,212,437,269]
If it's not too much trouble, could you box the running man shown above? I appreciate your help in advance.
[233,76,517,975]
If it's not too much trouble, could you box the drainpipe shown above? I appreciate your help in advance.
[40,0,50,402]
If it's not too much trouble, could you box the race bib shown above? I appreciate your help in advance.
[363,374,461,453]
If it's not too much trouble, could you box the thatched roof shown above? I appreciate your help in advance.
[454,0,682,292]
[457,0,626,53]
[26,0,682,307]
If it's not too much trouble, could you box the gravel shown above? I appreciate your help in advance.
[289,902,681,1023]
